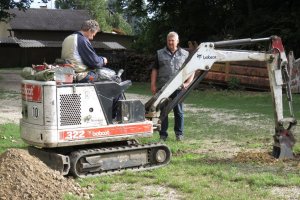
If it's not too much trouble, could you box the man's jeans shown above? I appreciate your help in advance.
[159,90,184,138]
[78,71,98,83]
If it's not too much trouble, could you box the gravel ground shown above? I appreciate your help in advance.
[0,70,22,124]
[0,149,89,200]
[0,70,300,200]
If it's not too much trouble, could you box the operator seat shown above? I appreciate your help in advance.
[94,80,132,123]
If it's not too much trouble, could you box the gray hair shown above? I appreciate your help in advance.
[167,31,179,40]
[81,20,100,32]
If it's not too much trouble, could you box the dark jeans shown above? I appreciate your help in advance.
[77,71,98,83]
[159,90,184,138]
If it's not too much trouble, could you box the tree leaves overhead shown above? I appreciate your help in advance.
[55,0,133,34]
[134,0,300,55]
[0,0,299,55]
[108,0,147,33]
[0,0,32,21]
[54,0,79,9]
[111,0,147,17]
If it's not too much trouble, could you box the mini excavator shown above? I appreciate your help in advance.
[20,36,297,177]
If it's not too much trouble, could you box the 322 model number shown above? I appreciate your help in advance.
[64,130,85,140]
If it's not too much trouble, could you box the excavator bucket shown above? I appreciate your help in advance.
[278,130,296,159]
[273,120,297,159]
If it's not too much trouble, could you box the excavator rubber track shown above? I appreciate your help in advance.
[69,142,171,178]
[29,141,171,178]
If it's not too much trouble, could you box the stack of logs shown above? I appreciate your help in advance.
[109,52,154,82]
[107,44,300,92]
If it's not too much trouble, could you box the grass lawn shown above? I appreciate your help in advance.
[1,82,300,200]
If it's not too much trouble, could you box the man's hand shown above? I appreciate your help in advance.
[103,57,108,65]
[151,68,158,95]
[182,82,190,89]
[151,84,157,95]
[183,72,195,89]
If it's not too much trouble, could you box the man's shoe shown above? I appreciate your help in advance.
[159,136,167,142]
[176,135,184,141]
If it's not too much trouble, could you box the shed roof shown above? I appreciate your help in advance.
[41,40,62,47]
[18,39,45,48]
[93,41,126,50]
[0,37,126,50]
[0,37,18,44]
[102,42,126,50]
[8,8,90,31]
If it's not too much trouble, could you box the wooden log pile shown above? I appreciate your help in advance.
[108,51,271,90]
[205,61,270,90]
[108,52,154,82]
[107,48,300,92]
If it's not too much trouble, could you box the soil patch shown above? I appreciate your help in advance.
[191,139,241,159]
[0,148,89,200]
[271,186,300,200]
[110,183,182,200]
[233,150,277,164]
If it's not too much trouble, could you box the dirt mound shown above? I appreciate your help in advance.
[234,151,277,164]
[0,148,89,200]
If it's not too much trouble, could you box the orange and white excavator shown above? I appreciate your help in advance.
[20,35,296,178]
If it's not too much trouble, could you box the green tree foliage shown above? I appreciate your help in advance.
[106,12,133,35]
[110,0,147,33]
[133,0,300,55]
[54,0,133,34]
[79,0,111,32]
[54,0,79,9]
[0,0,32,21]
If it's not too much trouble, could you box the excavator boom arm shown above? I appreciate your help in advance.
[145,36,297,159]
[145,37,273,112]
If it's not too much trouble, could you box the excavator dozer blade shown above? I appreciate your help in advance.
[28,146,70,175]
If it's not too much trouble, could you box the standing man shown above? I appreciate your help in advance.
[61,19,108,82]
[151,31,194,141]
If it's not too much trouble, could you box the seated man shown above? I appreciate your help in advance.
[61,19,108,82]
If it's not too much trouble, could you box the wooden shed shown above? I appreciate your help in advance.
[0,8,134,67]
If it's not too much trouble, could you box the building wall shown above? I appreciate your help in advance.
[0,45,127,68]
[0,46,22,67]
[0,30,134,68]
[96,33,134,49]
[25,47,61,65]
[0,22,10,37]
[0,46,61,67]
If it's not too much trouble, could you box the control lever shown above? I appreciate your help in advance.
[117,69,124,78]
